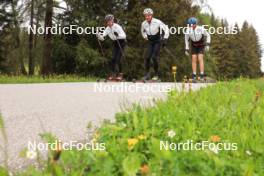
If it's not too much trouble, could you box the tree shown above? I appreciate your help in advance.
[28,0,35,75]
[41,0,54,75]
[238,21,262,77]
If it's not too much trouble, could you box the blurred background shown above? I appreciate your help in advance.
[0,0,262,81]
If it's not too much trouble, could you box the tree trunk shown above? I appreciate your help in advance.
[41,0,53,75]
[28,0,35,75]
[11,0,27,75]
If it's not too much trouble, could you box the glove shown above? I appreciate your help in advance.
[96,33,104,41]
[205,46,210,52]
[205,43,210,52]
[113,32,119,37]
[185,49,190,56]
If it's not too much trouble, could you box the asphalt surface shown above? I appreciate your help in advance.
[0,82,210,170]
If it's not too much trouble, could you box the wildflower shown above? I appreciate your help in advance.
[121,122,127,127]
[55,142,62,152]
[91,138,97,143]
[246,150,252,156]
[210,135,221,142]
[95,132,100,138]
[140,164,150,175]
[209,146,219,154]
[256,91,261,98]
[128,138,139,150]
[26,150,37,160]
[52,141,62,162]
[167,130,176,138]
[138,135,147,140]
[92,133,100,143]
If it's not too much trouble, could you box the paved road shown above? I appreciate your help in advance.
[0,82,209,170]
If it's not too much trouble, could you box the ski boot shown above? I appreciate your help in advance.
[200,74,206,83]
[142,73,151,82]
[115,73,124,82]
[190,73,197,83]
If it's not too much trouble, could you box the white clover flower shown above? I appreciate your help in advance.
[209,146,219,154]
[167,130,176,138]
[246,150,252,156]
[26,150,37,160]
[121,122,127,127]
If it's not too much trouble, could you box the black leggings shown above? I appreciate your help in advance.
[145,41,161,75]
[111,39,126,75]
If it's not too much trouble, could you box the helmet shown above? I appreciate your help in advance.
[187,17,198,25]
[105,14,114,22]
[143,8,154,15]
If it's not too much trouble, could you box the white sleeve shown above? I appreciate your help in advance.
[116,24,126,39]
[141,22,147,39]
[159,21,170,39]
[102,27,109,38]
[203,27,211,44]
[185,33,190,50]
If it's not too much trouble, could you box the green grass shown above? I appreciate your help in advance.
[0,74,97,84]
[1,79,264,175]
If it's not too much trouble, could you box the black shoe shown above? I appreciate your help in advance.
[142,73,150,81]
[200,74,206,81]
[192,74,197,80]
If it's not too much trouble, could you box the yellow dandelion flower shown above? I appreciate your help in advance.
[137,135,147,140]
[127,138,139,150]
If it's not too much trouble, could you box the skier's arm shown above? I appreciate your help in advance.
[160,21,170,39]
[141,23,148,40]
[185,33,190,50]
[115,24,126,39]
[203,28,211,45]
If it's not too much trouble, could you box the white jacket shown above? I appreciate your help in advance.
[185,26,211,50]
[98,23,126,41]
[141,18,169,39]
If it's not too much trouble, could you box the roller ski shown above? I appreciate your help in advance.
[187,74,216,83]
[97,73,125,82]
[133,74,161,83]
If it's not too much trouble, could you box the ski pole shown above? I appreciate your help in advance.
[112,31,127,60]
[95,34,107,75]
[96,37,106,57]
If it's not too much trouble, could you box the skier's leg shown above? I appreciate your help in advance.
[116,40,126,80]
[198,53,205,79]
[110,42,119,79]
[152,41,162,80]
[192,54,198,79]
[144,43,154,79]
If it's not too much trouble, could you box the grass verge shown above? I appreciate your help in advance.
[0,75,97,84]
[1,79,264,175]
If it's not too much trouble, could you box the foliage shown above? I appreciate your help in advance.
[0,0,262,79]
[5,79,264,175]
